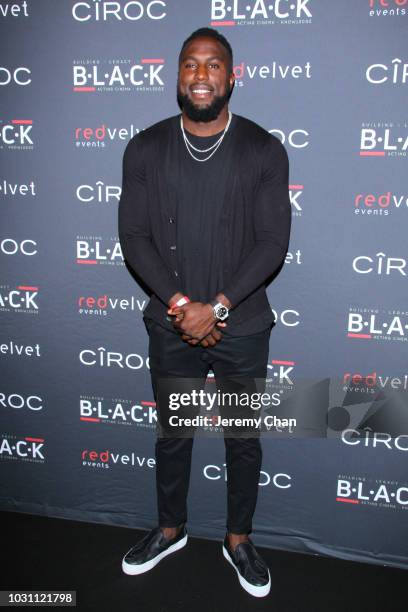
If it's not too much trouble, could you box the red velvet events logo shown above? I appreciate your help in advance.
[354,191,408,216]
[368,0,407,17]
[74,123,141,149]
[81,448,156,469]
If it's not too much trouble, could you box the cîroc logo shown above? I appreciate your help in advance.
[210,0,312,26]
[347,307,408,342]
[359,121,408,157]
[75,123,140,148]
[76,182,121,204]
[0,284,39,314]
[336,475,408,510]
[0,119,33,150]
[0,392,43,411]
[203,464,292,488]
[352,253,406,276]
[269,128,309,149]
[76,236,123,266]
[72,1,166,21]
[271,308,300,327]
[80,396,156,428]
[0,66,31,86]
[73,58,165,93]
[79,346,149,370]
[1,239,37,256]
[0,435,45,463]
[342,429,408,451]
[366,58,408,84]
[233,60,311,87]
[368,0,407,17]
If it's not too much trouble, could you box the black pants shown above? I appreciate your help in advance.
[146,318,272,535]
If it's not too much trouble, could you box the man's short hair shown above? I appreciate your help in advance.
[178,27,233,73]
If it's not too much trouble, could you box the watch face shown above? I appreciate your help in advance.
[216,305,228,319]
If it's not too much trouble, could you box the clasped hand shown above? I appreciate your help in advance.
[167,301,226,347]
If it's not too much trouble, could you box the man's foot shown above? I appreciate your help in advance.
[122,525,187,575]
[222,534,271,598]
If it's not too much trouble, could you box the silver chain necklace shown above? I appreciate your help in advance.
[180,111,232,162]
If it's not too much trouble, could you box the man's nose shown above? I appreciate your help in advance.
[196,64,209,80]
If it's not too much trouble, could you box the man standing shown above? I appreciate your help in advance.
[118,27,291,598]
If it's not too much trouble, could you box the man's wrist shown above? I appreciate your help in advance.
[173,295,190,308]
[215,292,232,309]
[168,292,186,308]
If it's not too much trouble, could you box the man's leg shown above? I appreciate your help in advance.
[122,319,209,575]
[208,327,272,597]
[147,319,210,537]
[209,327,270,544]
[155,436,194,538]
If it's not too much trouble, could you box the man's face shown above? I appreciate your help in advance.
[177,36,235,122]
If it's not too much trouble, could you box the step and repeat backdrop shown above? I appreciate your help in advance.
[1,1,407,569]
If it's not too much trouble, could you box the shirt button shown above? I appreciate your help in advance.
[174,270,178,277]
[170,245,177,251]
[169,217,175,223]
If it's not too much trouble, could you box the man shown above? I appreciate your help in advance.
[118,27,291,598]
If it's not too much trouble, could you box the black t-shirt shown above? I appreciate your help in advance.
[176,121,233,304]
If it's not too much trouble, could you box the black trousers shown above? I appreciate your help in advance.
[146,318,272,535]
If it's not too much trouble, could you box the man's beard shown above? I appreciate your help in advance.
[177,82,232,123]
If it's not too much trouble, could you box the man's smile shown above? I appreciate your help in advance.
[189,85,214,99]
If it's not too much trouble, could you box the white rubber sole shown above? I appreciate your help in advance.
[122,533,188,575]
[222,544,271,598]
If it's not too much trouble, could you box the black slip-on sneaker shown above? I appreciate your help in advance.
[122,526,188,575]
[222,535,271,598]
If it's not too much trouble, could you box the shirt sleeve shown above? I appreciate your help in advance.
[219,136,291,308]
[118,136,181,305]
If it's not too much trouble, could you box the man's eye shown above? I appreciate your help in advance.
[185,63,196,69]
[209,63,220,69]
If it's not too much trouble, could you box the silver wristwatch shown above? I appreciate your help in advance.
[210,300,229,321]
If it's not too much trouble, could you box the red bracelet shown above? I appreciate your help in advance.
[171,295,190,309]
